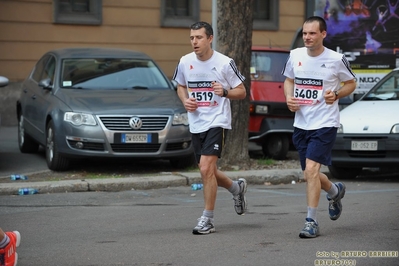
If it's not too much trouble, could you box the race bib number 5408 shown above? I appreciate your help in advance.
[294,77,323,105]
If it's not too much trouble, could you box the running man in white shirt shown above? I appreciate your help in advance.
[173,21,247,235]
[282,16,356,238]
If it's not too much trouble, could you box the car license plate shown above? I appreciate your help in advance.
[122,134,150,143]
[351,141,378,151]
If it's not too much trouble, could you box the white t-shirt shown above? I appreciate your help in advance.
[173,51,245,133]
[282,47,355,130]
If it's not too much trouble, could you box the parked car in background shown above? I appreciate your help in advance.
[248,46,294,159]
[329,68,399,179]
[16,48,194,171]
[0,76,8,87]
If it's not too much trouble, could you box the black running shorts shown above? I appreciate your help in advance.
[192,127,227,164]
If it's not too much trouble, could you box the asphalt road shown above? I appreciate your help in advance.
[0,126,49,177]
[1,181,398,266]
[1,126,399,265]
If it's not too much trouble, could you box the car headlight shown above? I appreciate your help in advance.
[255,105,269,114]
[391,124,399,133]
[337,124,343,134]
[173,112,189,126]
[64,112,97,126]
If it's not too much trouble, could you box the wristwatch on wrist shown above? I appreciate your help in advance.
[334,90,339,100]
[222,89,228,97]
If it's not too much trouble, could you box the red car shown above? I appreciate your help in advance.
[248,46,294,159]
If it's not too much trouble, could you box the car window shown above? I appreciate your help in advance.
[43,56,56,84]
[61,58,171,90]
[363,72,399,100]
[250,51,288,82]
[31,55,50,83]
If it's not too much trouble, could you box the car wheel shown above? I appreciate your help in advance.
[170,153,196,169]
[18,114,39,153]
[46,120,70,171]
[328,165,362,179]
[261,134,289,160]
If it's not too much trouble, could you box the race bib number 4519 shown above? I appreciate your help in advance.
[294,77,323,105]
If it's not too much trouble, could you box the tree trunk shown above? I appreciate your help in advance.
[216,0,253,169]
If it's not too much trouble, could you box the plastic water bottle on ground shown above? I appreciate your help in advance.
[10,175,28,180]
[18,188,38,195]
[191,183,203,190]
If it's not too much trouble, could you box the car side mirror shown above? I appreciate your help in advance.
[38,78,53,91]
[0,76,9,87]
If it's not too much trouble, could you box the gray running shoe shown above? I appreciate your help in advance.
[299,218,320,238]
[327,182,346,220]
[233,178,247,215]
[192,216,215,235]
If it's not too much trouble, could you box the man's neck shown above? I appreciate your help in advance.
[307,46,324,57]
[197,48,214,61]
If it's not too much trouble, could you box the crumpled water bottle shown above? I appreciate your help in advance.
[10,175,28,180]
[191,183,203,190]
[18,188,38,195]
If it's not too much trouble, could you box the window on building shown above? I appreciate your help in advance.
[53,0,102,25]
[161,1,278,30]
[161,0,200,28]
[253,0,279,30]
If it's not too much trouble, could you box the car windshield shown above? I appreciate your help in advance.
[362,72,399,101]
[61,58,171,90]
[250,51,288,82]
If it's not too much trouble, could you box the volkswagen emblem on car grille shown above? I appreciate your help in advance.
[129,117,143,130]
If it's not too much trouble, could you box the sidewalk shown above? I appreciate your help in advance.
[0,168,323,196]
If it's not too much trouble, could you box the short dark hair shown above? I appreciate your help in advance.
[304,16,327,32]
[190,21,213,38]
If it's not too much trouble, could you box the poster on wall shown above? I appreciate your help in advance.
[315,0,399,69]
[314,0,399,92]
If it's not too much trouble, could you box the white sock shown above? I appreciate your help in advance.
[228,181,240,196]
[0,234,10,249]
[307,206,317,222]
[327,182,338,199]
[203,210,214,219]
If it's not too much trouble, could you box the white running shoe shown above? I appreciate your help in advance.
[192,216,215,235]
[233,178,248,215]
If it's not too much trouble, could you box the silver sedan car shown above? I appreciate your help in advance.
[16,48,193,171]
[0,76,9,127]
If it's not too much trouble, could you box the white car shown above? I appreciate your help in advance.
[329,68,399,179]
[0,76,8,87]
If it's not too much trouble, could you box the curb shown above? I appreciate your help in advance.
[0,169,307,196]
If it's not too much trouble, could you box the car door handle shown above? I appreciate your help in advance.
[31,95,37,99]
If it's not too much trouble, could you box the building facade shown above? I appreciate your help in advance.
[0,0,306,126]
